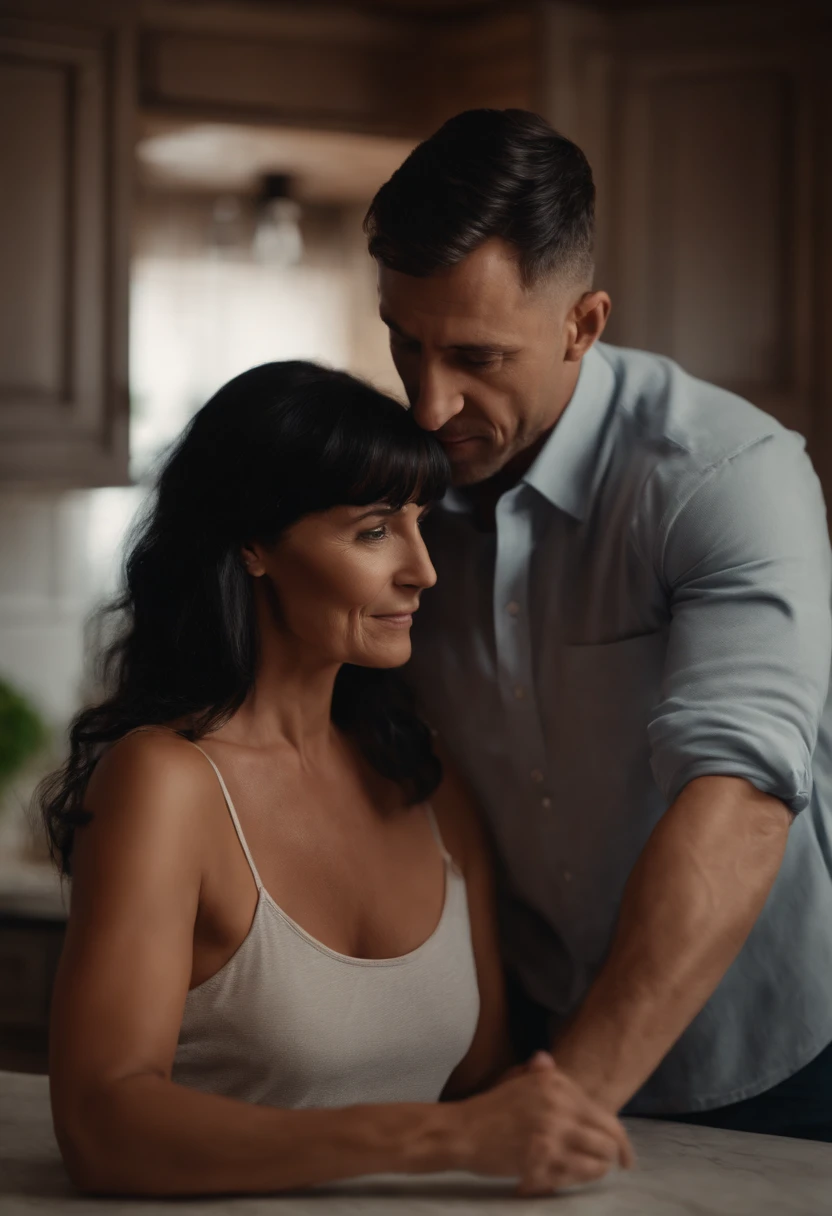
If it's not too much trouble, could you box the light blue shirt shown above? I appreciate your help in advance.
[408,342,832,1113]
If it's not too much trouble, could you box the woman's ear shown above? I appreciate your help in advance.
[241,543,267,578]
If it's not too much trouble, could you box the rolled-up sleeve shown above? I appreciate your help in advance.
[648,433,832,812]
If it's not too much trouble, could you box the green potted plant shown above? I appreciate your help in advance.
[0,676,48,813]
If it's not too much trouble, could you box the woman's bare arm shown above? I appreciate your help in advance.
[431,748,515,1099]
[49,731,463,1195]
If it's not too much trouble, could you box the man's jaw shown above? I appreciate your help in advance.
[448,453,506,488]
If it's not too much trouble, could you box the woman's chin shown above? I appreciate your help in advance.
[350,639,413,670]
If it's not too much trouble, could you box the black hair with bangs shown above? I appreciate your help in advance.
[39,362,449,875]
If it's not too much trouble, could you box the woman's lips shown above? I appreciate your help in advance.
[372,613,414,628]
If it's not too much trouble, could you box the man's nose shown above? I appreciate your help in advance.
[411,364,465,432]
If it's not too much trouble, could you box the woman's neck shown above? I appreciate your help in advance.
[220,599,341,763]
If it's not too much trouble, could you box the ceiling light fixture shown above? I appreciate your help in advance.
[253,173,304,267]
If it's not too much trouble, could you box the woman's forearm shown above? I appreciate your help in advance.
[60,1073,465,1195]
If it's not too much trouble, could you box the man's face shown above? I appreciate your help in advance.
[378,238,582,486]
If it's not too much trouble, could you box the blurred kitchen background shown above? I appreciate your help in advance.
[0,0,830,1066]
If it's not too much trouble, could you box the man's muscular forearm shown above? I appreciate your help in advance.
[551,775,792,1112]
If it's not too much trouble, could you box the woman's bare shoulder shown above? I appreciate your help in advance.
[88,726,209,788]
[82,727,221,845]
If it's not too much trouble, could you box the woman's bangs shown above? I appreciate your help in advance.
[326,415,450,511]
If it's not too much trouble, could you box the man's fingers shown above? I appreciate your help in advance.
[600,1114,635,1169]
[567,1126,621,1165]
[579,1106,635,1169]
[517,1150,612,1197]
[561,1151,615,1185]
[615,1124,636,1169]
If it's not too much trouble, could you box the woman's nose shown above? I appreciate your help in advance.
[400,532,438,590]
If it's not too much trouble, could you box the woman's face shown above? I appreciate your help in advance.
[244,500,437,669]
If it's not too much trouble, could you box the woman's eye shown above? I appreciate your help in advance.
[359,525,388,542]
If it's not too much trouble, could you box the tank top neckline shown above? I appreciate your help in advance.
[190,741,460,970]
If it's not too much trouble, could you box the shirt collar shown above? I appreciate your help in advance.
[439,343,617,521]
[522,343,617,521]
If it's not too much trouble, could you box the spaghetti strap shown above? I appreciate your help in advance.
[190,744,265,892]
[116,726,265,890]
[425,805,453,867]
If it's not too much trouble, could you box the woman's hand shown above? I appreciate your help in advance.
[456,1051,635,1196]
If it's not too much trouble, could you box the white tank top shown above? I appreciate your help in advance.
[171,745,481,1108]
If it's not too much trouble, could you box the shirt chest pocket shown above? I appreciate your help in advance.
[553,632,666,766]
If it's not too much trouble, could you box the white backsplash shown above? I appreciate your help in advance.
[0,486,143,856]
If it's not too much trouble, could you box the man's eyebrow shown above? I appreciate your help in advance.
[453,342,518,354]
[380,312,415,341]
[380,313,516,354]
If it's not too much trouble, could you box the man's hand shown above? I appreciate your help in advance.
[550,775,792,1111]
[458,1049,634,1196]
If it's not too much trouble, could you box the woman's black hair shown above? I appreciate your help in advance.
[39,361,450,876]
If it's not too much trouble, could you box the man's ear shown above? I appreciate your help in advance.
[564,290,611,363]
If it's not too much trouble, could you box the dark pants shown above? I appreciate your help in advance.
[506,972,832,1142]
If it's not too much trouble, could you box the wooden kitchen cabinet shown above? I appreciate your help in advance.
[538,2,832,494]
[137,1,536,139]
[0,1,134,486]
[0,0,827,493]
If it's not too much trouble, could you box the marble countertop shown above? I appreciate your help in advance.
[3,1070,832,1215]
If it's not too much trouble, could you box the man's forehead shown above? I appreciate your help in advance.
[379,240,524,304]
[377,241,546,340]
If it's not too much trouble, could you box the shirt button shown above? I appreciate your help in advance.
[541,796,551,808]
[530,769,544,784]
[514,685,525,700]
[507,601,520,616]
[563,870,573,882]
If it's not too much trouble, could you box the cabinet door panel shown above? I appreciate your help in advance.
[0,56,69,401]
[608,47,818,439]
[537,9,827,459]
[0,16,131,486]
[647,71,791,394]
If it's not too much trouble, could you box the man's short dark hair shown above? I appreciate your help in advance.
[365,108,595,288]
